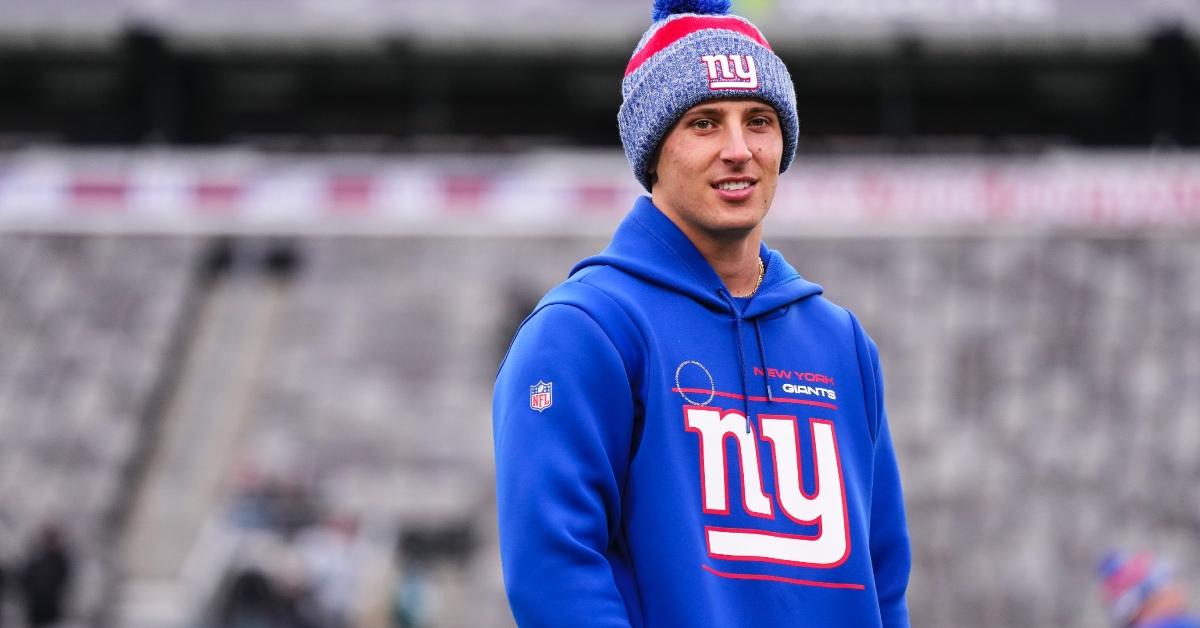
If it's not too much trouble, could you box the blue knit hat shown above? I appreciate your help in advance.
[618,0,799,192]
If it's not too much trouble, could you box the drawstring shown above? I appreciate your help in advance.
[719,289,755,432]
[753,318,773,402]
[734,317,751,430]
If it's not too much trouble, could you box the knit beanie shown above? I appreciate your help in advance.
[1098,551,1176,627]
[618,0,799,192]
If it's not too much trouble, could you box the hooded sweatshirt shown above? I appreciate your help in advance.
[493,196,911,627]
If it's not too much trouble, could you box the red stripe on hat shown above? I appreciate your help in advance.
[625,16,771,77]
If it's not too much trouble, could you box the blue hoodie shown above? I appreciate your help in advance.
[494,196,911,627]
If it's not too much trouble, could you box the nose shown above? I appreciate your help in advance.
[719,126,753,165]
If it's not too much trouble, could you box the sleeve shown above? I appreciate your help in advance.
[865,339,912,628]
[493,303,637,627]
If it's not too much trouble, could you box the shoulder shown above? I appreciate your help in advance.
[797,294,881,378]
[542,266,627,313]
[500,269,645,379]
[788,292,872,346]
[527,268,638,343]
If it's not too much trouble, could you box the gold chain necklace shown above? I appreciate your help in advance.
[740,256,765,297]
[748,255,768,297]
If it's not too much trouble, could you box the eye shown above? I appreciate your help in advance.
[748,116,772,128]
[691,118,715,130]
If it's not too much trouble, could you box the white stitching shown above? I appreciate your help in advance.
[674,360,715,406]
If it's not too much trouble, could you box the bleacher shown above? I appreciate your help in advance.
[227,231,1200,627]
[230,236,612,627]
[0,235,202,620]
[1,227,1198,627]
[778,234,1200,627]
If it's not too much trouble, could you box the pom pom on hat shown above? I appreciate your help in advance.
[652,0,731,21]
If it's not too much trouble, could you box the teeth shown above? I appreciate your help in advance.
[717,181,751,191]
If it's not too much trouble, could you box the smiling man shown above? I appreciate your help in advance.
[492,1,911,626]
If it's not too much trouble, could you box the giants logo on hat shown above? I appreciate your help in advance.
[702,54,758,90]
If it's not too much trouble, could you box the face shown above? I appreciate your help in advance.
[650,98,783,244]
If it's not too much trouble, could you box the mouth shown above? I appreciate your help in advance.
[712,177,757,200]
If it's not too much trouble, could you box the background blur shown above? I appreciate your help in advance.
[0,0,1198,627]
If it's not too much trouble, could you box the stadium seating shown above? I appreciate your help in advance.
[4,231,1198,627]
[0,235,202,620]
[232,232,1200,627]
[774,235,1200,627]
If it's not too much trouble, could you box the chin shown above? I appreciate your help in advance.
[701,215,763,238]
[711,202,768,227]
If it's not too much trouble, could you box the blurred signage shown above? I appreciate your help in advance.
[0,150,1197,234]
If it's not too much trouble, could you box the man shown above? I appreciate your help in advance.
[1100,551,1200,628]
[0,554,7,628]
[19,524,72,628]
[492,0,911,625]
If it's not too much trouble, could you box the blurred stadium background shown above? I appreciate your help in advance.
[0,0,1198,627]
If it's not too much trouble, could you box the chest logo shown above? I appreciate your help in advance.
[702,54,758,90]
[529,381,553,412]
[685,407,850,569]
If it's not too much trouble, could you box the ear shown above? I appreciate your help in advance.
[648,146,663,187]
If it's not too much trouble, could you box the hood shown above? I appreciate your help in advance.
[571,195,823,318]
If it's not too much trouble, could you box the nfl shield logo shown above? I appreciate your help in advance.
[530,381,553,412]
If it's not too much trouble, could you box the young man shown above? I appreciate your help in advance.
[492,1,911,625]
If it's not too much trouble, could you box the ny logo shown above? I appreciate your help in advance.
[684,407,849,567]
[701,54,759,90]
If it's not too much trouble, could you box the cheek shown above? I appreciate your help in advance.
[752,138,783,166]
[665,150,701,184]
[754,148,781,177]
